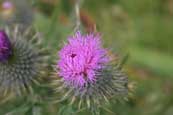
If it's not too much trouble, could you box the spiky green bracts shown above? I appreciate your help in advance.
[0,25,49,97]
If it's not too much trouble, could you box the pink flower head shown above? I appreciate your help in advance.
[57,31,109,88]
[2,1,13,9]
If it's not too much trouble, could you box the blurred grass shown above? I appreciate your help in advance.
[129,46,173,77]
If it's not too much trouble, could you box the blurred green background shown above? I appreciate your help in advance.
[0,0,173,115]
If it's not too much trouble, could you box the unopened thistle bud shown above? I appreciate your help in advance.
[54,31,128,112]
[0,25,49,97]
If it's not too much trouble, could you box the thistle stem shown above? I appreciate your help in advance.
[74,0,82,32]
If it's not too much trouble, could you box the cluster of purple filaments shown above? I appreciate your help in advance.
[57,31,109,88]
[0,30,12,62]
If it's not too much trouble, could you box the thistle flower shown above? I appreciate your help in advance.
[58,31,108,87]
[2,1,13,9]
[55,31,128,112]
[0,25,49,97]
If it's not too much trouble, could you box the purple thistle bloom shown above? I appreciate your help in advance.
[2,1,13,9]
[57,31,109,87]
[55,31,128,111]
[0,30,12,62]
